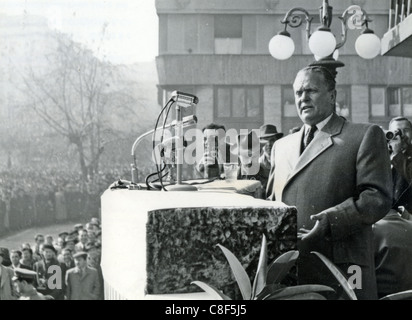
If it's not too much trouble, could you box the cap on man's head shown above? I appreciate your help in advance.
[58,232,69,238]
[42,244,57,254]
[73,252,88,260]
[12,268,37,282]
[65,235,77,244]
[259,124,283,143]
[74,224,84,229]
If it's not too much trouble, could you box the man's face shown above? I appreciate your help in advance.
[389,120,412,147]
[11,252,20,265]
[66,241,75,251]
[63,251,72,264]
[293,70,336,126]
[74,257,87,269]
[43,248,54,261]
[22,250,31,261]
[36,236,45,245]
[46,237,53,245]
[79,232,88,244]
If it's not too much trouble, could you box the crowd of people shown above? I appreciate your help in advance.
[0,217,103,300]
[0,167,135,235]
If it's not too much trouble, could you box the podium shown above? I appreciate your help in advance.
[101,181,297,300]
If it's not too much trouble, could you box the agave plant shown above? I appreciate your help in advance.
[192,235,352,300]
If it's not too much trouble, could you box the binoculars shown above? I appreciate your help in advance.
[385,129,403,140]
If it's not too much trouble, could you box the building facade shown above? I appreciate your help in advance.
[155,0,412,134]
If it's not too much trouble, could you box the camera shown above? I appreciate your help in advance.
[385,129,403,140]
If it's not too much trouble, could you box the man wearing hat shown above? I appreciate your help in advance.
[33,244,65,300]
[12,268,46,300]
[266,63,392,299]
[66,252,101,300]
[259,124,284,191]
[0,250,16,300]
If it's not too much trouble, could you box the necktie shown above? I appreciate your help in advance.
[303,125,317,151]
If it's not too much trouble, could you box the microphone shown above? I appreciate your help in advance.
[166,115,198,129]
[171,91,199,108]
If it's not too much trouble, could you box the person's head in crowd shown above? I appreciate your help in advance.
[42,245,56,262]
[95,230,102,243]
[78,229,89,245]
[57,232,68,248]
[0,247,11,266]
[87,229,97,242]
[259,124,283,159]
[10,250,22,267]
[90,217,100,226]
[388,117,412,155]
[21,242,31,250]
[62,248,73,265]
[45,235,54,246]
[233,131,260,176]
[85,223,95,235]
[21,248,33,264]
[293,66,337,126]
[12,268,37,295]
[64,235,77,252]
[34,234,45,248]
[73,252,88,270]
[74,224,84,232]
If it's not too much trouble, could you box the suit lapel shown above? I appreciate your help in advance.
[284,114,345,189]
[285,127,304,173]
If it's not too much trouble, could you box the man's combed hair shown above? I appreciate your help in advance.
[301,66,336,91]
[202,123,226,133]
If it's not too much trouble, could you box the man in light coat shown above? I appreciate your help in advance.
[0,251,16,300]
[65,252,101,300]
[266,64,392,299]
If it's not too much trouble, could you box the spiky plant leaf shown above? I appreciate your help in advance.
[311,251,357,300]
[254,283,285,300]
[251,235,268,299]
[263,284,334,300]
[380,290,412,300]
[217,244,252,300]
[191,281,231,300]
[266,250,299,284]
[277,292,327,300]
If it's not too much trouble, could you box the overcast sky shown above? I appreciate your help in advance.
[0,0,159,64]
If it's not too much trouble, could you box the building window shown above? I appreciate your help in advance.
[214,15,242,54]
[370,86,412,119]
[214,86,263,131]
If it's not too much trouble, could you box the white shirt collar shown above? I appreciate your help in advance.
[304,113,333,134]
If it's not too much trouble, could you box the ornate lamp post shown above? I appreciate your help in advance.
[268,0,381,61]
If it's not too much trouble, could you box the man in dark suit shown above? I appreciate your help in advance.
[373,209,412,298]
[266,64,393,299]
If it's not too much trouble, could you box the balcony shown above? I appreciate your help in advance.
[381,0,412,58]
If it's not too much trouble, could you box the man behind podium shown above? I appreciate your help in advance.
[266,64,392,300]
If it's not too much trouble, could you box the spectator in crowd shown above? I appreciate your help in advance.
[63,235,77,254]
[75,230,89,252]
[235,131,265,184]
[55,232,68,254]
[74,224,84,232]
[0,251,16,300]
[45,235,54,246]
[60,248,75,270]
[387,117,412,217]
[65,252,101,300]
[33,244,65,300]
[258,124,284,191]
[20,248,35,270]
[12,268,46,300]
[197,123,235,179]
[373,209,412,298]
[21,243,31,250]
[33,234,45,261]
[10,250,24,269]
[266,64,392,299]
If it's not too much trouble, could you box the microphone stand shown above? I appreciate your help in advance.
[167,102,198,191]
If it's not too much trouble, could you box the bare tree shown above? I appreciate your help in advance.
[20,28,133,181]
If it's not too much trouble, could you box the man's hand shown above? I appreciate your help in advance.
[298,212,331,254]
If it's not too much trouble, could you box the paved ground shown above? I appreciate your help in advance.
[0,220,88,250]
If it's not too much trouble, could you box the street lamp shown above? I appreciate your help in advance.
[268,0,381,60]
